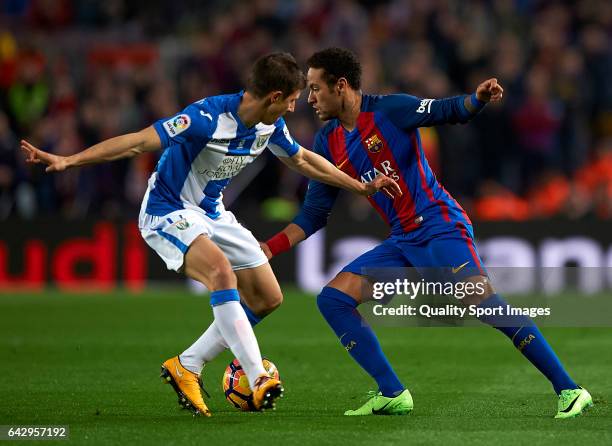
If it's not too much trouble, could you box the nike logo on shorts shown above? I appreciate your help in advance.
[451,261,470,274]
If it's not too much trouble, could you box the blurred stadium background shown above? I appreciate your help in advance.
[1,0,611,291]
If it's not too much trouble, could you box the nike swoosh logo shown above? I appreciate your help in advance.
[200,111,212,120]
[336,158,349,170]
[372,400,392,415]
[175,365,184,378]
[561,394,581,413]
[339,333,348,342]
[451,261,470,274]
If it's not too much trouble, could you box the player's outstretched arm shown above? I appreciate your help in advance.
[383,78,504,128]
[21,126,162,172]
[280,146,402,199]
[263,147,402,259]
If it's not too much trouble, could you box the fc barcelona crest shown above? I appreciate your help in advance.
[365,134,383,153]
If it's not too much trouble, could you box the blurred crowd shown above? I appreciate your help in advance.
[0,0,611,222]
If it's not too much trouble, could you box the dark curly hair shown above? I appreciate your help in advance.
[246,52,306,99]
[307,47,362,90]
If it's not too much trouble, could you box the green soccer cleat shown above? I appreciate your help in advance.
[555,387,593,419]
[344,389,414,416]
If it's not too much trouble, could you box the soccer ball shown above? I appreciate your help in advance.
[222,357,280,411]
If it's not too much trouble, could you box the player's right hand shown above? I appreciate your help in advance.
[21,139,70,172]
[363,175,403,199]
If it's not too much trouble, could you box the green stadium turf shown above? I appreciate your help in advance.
[0,290,610,445]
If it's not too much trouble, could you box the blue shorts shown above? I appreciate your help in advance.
[341,223,487,283]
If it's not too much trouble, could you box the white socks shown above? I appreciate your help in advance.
[180,301,265,388]
[180,321,227,373]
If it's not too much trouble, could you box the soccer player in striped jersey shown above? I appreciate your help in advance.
[20,52,400,417]
[262,48,592,418]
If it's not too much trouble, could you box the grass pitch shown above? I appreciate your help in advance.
[0,289,610,445]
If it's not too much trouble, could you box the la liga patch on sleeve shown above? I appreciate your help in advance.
[163,114,191,137]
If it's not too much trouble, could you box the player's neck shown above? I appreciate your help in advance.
[237,91,264,128]
[338,91,362,132]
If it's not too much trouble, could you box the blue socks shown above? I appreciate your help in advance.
[317,286,405,397]
[477,294,578,394]
[241,301,262,326]
[316,288,577,396]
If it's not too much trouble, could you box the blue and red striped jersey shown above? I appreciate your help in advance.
[293,93,484,240]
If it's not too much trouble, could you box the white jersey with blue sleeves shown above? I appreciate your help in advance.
[144,91,299,219]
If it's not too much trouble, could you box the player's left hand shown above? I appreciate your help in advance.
[475,78,504,103]
[363,175,403,199]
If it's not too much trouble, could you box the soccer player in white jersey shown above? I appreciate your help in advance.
[21,53,401,416]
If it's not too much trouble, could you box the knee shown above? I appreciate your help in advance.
[269,291,283,311]
[317,286,350,315]
[209,263,237,290]
[460,275,495,306]
[244,289,283,317]
[316,287,333,313]
[326,272,368,303]
[260,291,283,315]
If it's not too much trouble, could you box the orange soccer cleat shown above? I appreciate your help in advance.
[251,374,284,411]
[160,356,211,417]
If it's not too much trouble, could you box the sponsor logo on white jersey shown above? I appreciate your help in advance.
[197,155,256,180]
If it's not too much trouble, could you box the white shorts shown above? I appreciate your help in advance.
[138,207,268,272]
